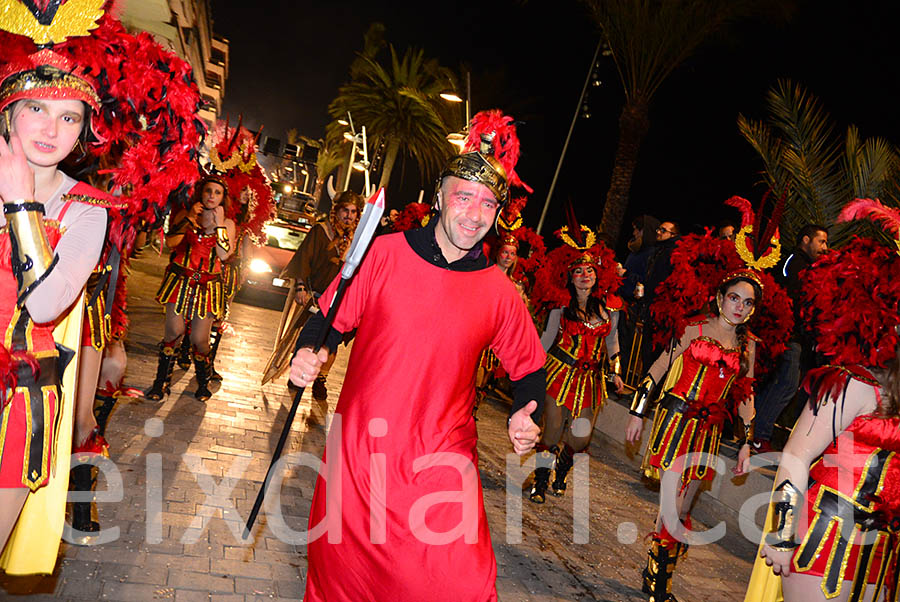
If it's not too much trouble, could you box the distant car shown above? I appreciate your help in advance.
[236,219,309,307]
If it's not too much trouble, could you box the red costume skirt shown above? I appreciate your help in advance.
[155,264,224,320]
[791,479,900,597]
[223,262,240,300]
[544,348,604,418]
[643,394,723,483]
[0,358,60,490]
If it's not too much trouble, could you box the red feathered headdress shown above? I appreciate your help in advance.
[482,195,546,282]
[463,109,532,194]
[206,118,275,245]
[649,194,793,379]
[531,206,621,311]
[392,201,432,232]
[800,198,900,371]
[0,0,205,253]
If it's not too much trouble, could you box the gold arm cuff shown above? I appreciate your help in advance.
[609,353,622,377]
[215,226,231,252]
[737,419,754,446]
[629,374,655,417]
[3,200,57,305]
[765,479,801,551]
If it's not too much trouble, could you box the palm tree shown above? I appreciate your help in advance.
[584,0,790,244]
[738,79,900,248]
[296,134,346,204]
[328,24,458,192]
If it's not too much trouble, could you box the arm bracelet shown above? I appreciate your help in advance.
[3,200,58,306]
[608,352,622,376]
[629,374,656,417]
[765,479,801,551]
[215,226,230,252]
[736,419,754,447]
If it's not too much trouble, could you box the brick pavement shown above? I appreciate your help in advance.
[1,251,758,601]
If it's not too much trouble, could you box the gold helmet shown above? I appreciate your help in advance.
[437,133,509,205]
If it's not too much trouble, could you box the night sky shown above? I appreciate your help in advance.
[214,0,900,252]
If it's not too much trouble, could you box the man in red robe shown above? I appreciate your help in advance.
[290,141,545,601]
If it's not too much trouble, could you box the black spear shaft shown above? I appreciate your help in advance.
[243,278,350,538]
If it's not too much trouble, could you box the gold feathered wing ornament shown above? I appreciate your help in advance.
[0,0,105,44]
[0,293,84,575]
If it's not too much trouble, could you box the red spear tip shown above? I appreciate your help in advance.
[368,187,386,208]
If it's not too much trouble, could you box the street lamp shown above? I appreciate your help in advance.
[342,126,371,196]
[536,40,603,235]
[441,71,471,147]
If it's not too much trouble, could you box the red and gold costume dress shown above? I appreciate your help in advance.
[791,403,900,597]
[545,297,622,417]
[643,321,744,483]
[1,224,64,491]
[155,226,225,320]
[1,180,110,490]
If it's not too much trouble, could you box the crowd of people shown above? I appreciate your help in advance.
[0,3,897,601]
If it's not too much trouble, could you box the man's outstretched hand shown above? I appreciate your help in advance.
[508,400,541,456]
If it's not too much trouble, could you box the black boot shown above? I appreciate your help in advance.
[551,444,575,496]
[93,390,117,437]
[208,323,224,382]
[641,533,686,601]
[70,463,99,543]
[528,446,557,504]
[145,340,177,401]
[193,349,213,402]
[176,330,192,370]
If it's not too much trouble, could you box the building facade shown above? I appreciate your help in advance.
[119,0,229,128]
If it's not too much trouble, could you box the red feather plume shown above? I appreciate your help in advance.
[838,198,900,237]
[464,109,532,193]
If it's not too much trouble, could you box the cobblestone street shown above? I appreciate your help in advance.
[1,251,758,601]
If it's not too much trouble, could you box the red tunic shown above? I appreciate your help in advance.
[304,233,545,602]
[644,334,740,482]
[155,227,224,320]
[792,409,900,598]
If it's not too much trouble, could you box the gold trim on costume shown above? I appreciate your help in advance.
[559,225,596,251]
[60,194,126,210]
[210,143,257,174]
[0,0,105,44]
[735,224,781,270]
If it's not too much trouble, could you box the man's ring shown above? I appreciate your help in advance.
[301,372,307,380]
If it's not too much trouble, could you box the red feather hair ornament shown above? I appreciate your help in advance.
[464,109,532,193]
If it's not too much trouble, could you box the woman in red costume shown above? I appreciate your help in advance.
[752,199,900,602]
[528,223,625,503]
[146,175,235,402]
[625,270,759,598]
[624,195,793,601]
[0,0,202,572]
[0,58,108,558]
[176,121,274,380]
